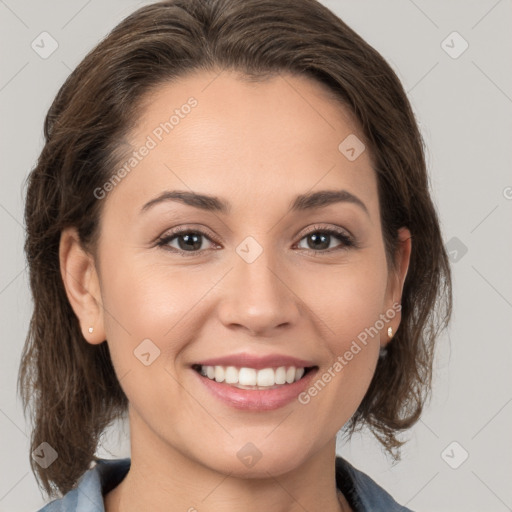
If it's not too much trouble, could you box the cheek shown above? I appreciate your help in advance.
[332,279,388,343]
[286,263,388,433]
[98,257,208,414]
[302,255,388,396]
[98,253,210,366]
[304,256,389,343]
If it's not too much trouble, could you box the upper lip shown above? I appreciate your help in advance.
[193,352,317,370]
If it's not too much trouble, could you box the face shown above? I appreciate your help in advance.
[63,69,410,477]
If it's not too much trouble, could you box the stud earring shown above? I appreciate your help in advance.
[387,326,393,338]
[88,327,94,334]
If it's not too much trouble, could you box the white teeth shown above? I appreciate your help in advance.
[225,366,238,384]
[214,366,225,383]
[198,365,309,387]
[239,367,257,386]
[275,366,286,385]
[257,368,275,387]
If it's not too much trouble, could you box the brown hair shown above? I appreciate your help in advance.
[18,0,452,498]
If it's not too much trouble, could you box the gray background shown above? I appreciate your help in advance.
[1,1,511,511]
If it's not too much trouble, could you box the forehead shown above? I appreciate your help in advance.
[104,69,378,220]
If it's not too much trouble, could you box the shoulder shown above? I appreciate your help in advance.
[35,458,131,512]
[335,456,413,512]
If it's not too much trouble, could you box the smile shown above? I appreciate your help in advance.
[192,364,316,389]
[191,363,319,410]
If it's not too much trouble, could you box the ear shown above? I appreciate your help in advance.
[59,227,106,345]
[381,227,412,348]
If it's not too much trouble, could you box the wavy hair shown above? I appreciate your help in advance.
[18,0,452,498]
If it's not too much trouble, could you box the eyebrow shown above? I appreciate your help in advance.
[140,189,369,216]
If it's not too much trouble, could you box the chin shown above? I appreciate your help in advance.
[195,444,307,479]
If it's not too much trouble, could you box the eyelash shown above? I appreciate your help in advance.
[156,224,357,258]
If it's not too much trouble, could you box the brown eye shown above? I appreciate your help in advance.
[157,229,217,256]
[296,227,354,253]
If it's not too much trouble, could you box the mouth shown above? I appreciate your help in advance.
[191,363,318,390]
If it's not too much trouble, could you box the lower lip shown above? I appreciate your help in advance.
[193,367,319,411]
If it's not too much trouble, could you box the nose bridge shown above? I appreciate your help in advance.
[217,236,300,334]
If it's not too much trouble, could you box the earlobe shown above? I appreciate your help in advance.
[59,227,105,345]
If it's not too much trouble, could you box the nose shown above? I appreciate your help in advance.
[216,248,301,337]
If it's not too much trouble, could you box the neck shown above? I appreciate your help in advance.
[104,410,351,512]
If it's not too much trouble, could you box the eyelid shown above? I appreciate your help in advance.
[299,223,353,241]
[157,224,220,244]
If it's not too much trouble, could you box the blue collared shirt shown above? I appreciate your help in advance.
[37,456,413,511]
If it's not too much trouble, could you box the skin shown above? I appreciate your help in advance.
[60,69,411,512]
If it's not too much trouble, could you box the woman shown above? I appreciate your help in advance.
[19,0,452,510]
